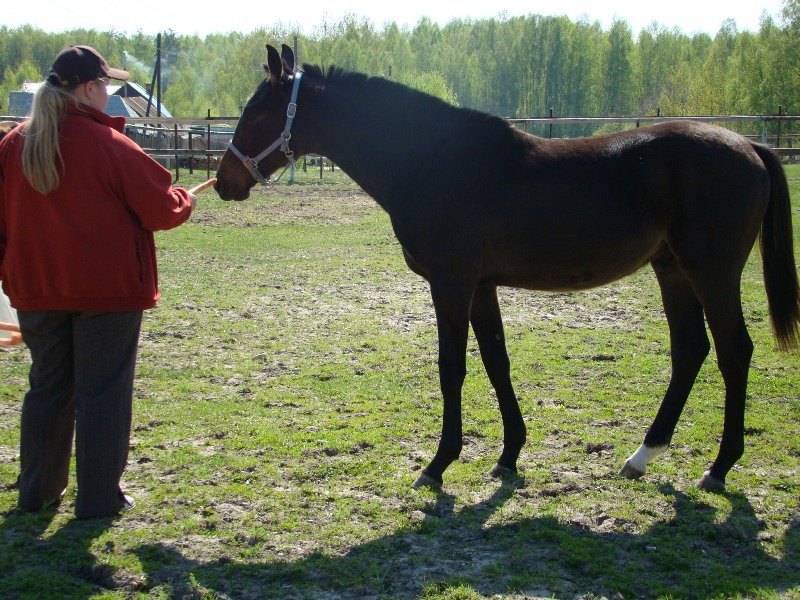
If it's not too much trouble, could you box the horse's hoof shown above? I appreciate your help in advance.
[412,472,442,489]
[697,470,726,493]
[489,464,517,478]
[619,460,645,480]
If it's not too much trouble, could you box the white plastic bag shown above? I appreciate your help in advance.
[0,289,22,347]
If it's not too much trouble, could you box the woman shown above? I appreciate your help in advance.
[0,45,195,518]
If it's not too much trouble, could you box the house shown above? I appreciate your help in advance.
[107,81,172,118]
[6,82,41,116]
[6,81,172,118]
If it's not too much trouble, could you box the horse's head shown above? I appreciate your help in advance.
[215,44,301,201]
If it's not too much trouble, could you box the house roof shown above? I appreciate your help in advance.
[105,95,138,117]
[7,81,172,118]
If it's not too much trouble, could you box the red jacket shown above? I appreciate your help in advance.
[0,104,193,312]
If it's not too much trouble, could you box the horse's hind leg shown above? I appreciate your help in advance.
[695,283,753,491]
[470,286,526,477]
[621,249,710,479]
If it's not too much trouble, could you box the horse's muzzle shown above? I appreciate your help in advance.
[213,175,251,202]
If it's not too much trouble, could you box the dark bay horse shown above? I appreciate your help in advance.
[215,44,800,492]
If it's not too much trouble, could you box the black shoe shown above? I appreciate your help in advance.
[75,490,135,519]
[119,491,135,512]
[42,490,66,510]
[18,488,66,512]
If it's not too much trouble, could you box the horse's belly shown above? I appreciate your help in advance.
[489,235,662,292]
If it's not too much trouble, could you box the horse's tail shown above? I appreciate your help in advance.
[752,143,800,350]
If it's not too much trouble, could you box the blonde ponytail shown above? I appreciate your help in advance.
[21,84,75,195]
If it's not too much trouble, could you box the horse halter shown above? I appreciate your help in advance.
[227,72,303,185]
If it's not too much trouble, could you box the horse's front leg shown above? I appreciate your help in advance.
[470,286,525,477]
[412,276,473,489]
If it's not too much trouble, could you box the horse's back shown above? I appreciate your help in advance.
[626,121,770,271]
[522,120,770,237]
[458,121,772,290]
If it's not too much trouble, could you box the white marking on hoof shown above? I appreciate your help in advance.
[621,443,668,476]
[697,470,726,493]
[412,472,442,489]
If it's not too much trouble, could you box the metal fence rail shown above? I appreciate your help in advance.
[127,113,798,176]
[4,114,800,179]
[507,114,800,156]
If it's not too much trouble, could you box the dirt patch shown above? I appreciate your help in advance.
[192,185,380,227]
[194,182,656,336]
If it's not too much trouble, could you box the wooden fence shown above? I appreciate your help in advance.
[122,117,338,182]
[123,117,236,182]
[507,114,800,157]
[3,113,800,181]
[127,113,799,181]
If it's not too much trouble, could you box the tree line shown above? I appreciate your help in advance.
[2,1,799,137]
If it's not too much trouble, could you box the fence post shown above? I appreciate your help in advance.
[761,119,768,145]
[548,108,554,139]
[777,106,783,149]
[174,124,179,182]
[207,116,212,179]
[188,130,193,175]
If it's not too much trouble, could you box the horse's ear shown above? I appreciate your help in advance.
[281,44,295,74]
[266,44,283,83]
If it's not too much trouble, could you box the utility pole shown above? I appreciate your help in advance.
[156,33,162,118]
[122,51,128,98]
[144,33,161,118]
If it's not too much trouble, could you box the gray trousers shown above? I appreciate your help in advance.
[17,310,142,518]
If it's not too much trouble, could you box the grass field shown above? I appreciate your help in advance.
[0,164,798,599]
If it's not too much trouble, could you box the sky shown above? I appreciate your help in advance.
[4,0,787,37]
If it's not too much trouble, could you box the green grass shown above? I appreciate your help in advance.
[0,164,798,599]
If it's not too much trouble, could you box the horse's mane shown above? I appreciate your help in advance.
[301,64,512,134]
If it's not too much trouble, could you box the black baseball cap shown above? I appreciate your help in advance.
[47,45,130,87]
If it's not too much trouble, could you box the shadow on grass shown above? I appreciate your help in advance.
[133,480,800,599]
[0,504,117,599]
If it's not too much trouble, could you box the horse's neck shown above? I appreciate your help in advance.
[303,83,429,210]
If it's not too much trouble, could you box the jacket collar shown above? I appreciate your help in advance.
[65,103,126,133]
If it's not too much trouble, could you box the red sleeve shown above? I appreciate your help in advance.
[110,134,194,232]
[0,137,8,278]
